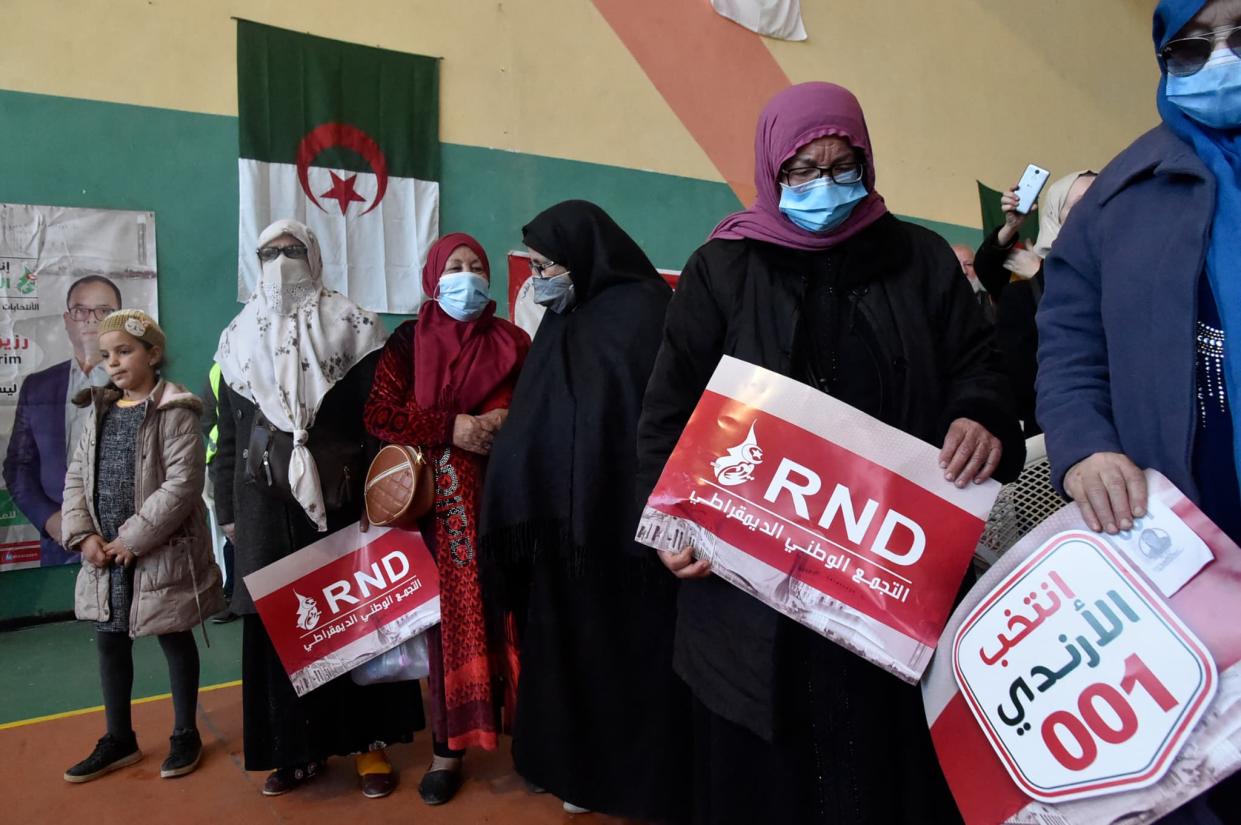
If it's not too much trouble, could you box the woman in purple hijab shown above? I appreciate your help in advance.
[636,83,1024,825]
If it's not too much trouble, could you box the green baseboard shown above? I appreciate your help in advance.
[0,564,77,623]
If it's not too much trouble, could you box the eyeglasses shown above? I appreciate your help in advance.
[68,306,117,322]
[780,158,865,187]
[1159,24,1241,77]
[256,244,309,264]
[529,259,561,277]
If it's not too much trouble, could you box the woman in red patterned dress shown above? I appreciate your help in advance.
[364,232,529,805]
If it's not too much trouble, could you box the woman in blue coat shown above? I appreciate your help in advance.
[1038,0,1241,547]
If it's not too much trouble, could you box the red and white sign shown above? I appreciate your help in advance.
[506,250,679,339]
[636,355,1000,682]
[954,531,1216,803]
[0,539,41,571]
[244,523,440,696]
[924,472,1241,825]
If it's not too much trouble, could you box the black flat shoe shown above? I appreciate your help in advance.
[160,728,202,778]
[361,771,397,799]
[210,610,238,624]
[418,767,463,805]
[262,761,324,796]
[64,733,142,783]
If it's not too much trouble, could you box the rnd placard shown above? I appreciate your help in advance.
[954,532,1216,802]
[245,523,440,696]
[924,472,1241,825]
[636,356,1000,682]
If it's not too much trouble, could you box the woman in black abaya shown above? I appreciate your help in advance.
[480,200,688,822]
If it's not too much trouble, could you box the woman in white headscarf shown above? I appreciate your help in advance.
[972,170,1097,435]
[213,219,422,799]
[1031,170,1097,258]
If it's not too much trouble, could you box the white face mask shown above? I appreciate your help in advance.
[261,255,317,315]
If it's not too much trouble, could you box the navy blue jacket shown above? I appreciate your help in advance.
[1038,125,1213,500]
[2,360,73,565]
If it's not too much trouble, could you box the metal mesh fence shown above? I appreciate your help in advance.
[974,439,1068,571]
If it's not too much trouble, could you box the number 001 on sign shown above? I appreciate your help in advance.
[952,531,1216,802]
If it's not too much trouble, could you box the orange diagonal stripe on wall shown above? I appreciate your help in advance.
[592,0,791,207]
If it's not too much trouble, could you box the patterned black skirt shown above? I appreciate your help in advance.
[94,564,135,634]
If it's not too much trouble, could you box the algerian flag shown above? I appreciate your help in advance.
[236,20,439,314]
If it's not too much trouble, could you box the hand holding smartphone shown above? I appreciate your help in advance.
[1014,164,1050,214]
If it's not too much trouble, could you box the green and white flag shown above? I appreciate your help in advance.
[237,21,439,313]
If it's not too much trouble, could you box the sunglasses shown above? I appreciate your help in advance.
[256,244,309,264]
[1159,24,1241,77]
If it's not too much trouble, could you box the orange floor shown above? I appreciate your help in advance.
[0,683,639,825]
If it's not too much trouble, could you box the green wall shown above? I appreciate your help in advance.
[0,89,744,620]
[0,88,978,621]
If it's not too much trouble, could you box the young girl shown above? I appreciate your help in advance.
[61,309,224,783]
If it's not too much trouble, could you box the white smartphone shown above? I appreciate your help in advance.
[1014,164,1050,215]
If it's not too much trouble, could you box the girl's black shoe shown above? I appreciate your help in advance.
[160,728,202,778]
[64,733,142,783]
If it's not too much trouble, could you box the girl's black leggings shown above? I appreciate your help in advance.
[96,629,200,738]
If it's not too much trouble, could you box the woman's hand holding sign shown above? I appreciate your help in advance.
[1064,452,1148,535]
[939,418,1003,488]
[660,545,712,579]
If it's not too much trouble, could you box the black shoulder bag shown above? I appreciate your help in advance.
[244,410,366,513]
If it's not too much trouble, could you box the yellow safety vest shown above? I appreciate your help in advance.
[205,362,222,464]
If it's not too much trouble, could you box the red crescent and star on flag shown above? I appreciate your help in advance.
[295,122,390,215]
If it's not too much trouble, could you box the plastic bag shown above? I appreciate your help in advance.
[350,633,431,685]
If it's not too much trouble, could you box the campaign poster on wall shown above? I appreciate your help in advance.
[0,204,158,571]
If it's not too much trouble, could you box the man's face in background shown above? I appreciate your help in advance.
[63,280,121,364]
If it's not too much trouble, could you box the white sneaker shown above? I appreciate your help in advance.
[563,801,592,814]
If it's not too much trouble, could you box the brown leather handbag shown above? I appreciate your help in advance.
[363,445,435,530]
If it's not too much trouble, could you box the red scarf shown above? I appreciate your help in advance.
[414,233,528,414]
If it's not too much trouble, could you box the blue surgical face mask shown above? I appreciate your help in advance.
[778,177,869,233]
[436,272,490,321]
[532,272,576,314]
[1166,48,1241,130]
